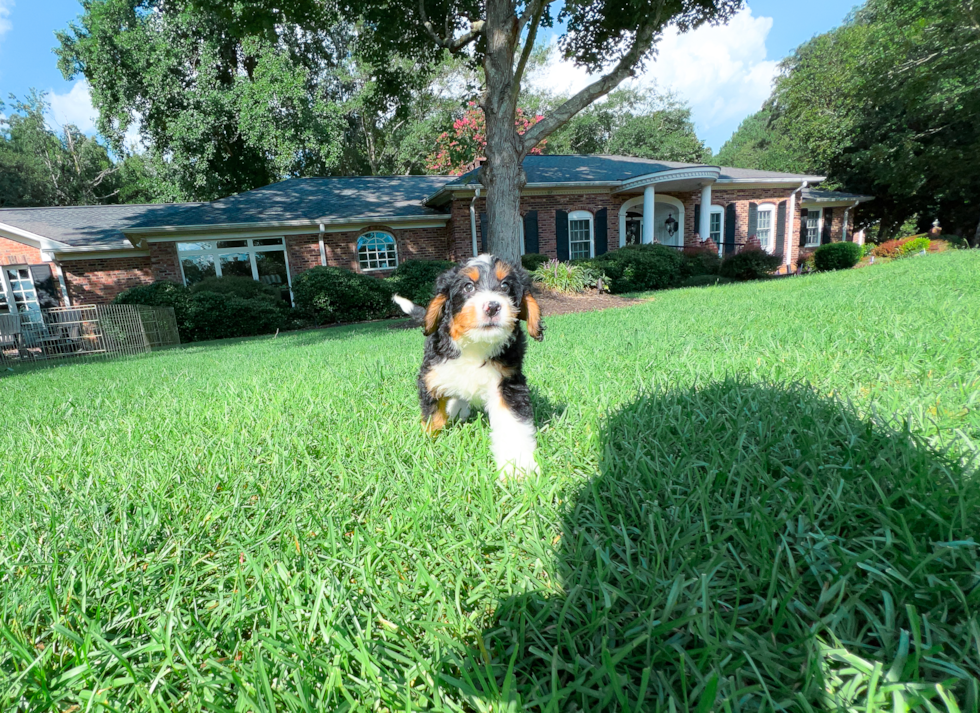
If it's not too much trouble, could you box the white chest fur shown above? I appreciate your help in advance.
[425,350,507,407]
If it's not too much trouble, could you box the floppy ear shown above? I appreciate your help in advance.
[519,291,544,341]
[422,266,458,336]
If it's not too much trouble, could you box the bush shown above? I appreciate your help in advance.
[521,253,550,272]
[681,274,734,288]
[292,266,394,324]
[899,236,930,256]
[679,246,721,280]
[533,260,588,294]
[813,242,863,271]
[386,259,456,306]
[719,249,782,281]
[114,281,192,337]
[189,275,284,306]
[183,292,285,342]
[593,244,683,293]
[873,234,934,259]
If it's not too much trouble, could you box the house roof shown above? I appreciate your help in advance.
[0,203,202,250]
[126,176,454,233]
[801,187,873,204]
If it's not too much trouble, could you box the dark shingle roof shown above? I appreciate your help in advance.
[0,203,201,249]
[802,187,873,203]
[128,176,454,230]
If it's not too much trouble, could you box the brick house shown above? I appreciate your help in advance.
[0,155,870,313]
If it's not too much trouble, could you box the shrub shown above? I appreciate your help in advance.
[813,242,863,271]
[292,266,394,324]
[113,281,192,337]
[521,253,549,272]
[939,234,969,249]
[386,259,456,306]
[593,244,683,293]
[899,236,930,256]
[681,274,734,288]
[719,248,782,281]
[798,249,817,273]
[570,259,610,292]
[679,245,721,280]
[189,275,284,306]
[183,292,284,342]
[872,238,904,258]
[533,260,588,294]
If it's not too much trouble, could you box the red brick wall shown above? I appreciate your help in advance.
[0,236,43,265]
[149,242,182,283]
[63,255,154,304]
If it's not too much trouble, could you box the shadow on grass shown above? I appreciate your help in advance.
[447,379,980,712]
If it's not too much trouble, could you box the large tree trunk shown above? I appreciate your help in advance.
[480,0,524,265]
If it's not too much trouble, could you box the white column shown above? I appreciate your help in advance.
[785,192,797,266]
[642,184,655,245]
[699,183,712,242]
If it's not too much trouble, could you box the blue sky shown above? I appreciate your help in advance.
[0,0,860,153]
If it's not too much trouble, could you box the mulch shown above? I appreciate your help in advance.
[530,287,643,317]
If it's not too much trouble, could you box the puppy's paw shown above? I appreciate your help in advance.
[496,452,540,483]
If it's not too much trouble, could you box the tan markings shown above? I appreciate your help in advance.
[519,293,543,340]
[423,369,439,395]
[424,397,449,435]
[423,293,447,335]
[490,361,516,379]
[450,302,479,341]
[462,267,480,281]
[494,262,511,281]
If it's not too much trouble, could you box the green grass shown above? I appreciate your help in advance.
[2,252,980,712]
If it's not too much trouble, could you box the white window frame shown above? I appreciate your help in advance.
[805,207,823,247]
[708,206,724,243]
[356,231,399,272]
[0,265,40,316]
[756,203,776,252]
[568,210,594,260]
[176,237,292,289]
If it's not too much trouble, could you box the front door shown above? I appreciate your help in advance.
[654,204,682,247]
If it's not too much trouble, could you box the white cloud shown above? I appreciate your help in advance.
[0,0,13,41]
[527,6,779,151]
[47,81,99,134]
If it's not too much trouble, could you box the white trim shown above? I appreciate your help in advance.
[125,213,449,237]
[617,194,685,248]
[755,202,777,253]
[53,263,71,306]
[175,238,293,298]
[804,208,823,247]
[356,231,399,272]
[567,210,595,259]
[800,200,861,209]
[615,167,720,193]
[56,249,152,261]
[708,205,724,246]
[0,224,69,251]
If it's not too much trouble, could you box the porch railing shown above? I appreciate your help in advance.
[0,304,180,364]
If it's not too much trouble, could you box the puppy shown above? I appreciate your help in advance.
[393,254,544,477]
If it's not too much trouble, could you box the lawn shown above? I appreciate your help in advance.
[2,252,979,712]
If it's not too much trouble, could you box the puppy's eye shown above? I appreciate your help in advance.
[463,283,475,294]
[500,280,511,291]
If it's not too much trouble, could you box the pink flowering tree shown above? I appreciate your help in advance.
[428,103,547,175]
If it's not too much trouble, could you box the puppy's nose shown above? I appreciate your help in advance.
[484,301,501,317]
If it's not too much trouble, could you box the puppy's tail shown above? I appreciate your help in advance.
[392,294,426,322]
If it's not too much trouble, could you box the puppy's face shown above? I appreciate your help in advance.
[424,254,543,347]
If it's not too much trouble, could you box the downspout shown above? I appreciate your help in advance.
[843,201,860,242]
[318,223,327,266]
[786,181,808,267]
[469,187,481,257]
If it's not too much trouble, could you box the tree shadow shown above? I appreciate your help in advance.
[447,379,980,711]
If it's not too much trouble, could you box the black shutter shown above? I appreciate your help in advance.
[594,208,608,256]
[523,211,539,254]
[776,201,787,257]
[30,265,60,308]
[799,208,809,247]
[555,210,569,261]
[821,207,834,244]
[748,203,759,238]
[693,203,701,237]
[479,212,488,254]
[724,203,737,257]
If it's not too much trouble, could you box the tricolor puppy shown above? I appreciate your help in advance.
[393,254,544,477]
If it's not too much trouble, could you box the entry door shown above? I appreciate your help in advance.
[654,204,682,247]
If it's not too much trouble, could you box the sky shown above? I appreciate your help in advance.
[0,0,861,154]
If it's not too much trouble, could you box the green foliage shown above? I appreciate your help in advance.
[113,281,192,335]
[593,244,683,293]
[292,266,394,324]
[386,259,456,306]
[719,248,783,281]
[714,107,808,174]
[899,237,931,257]
[681,274,733,287]
[679,246,721,280]
[813,241,863,271]
[189,275,284,306]
[520,253,550,272]
[183,291,284,342]
[532,260,588,294]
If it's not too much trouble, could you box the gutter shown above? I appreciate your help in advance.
[123,213,450,236]
[787,181,808,267]
[318,223,328,266]
[469,186,481,257]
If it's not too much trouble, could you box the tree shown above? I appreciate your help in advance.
[714,108,805,174]
[350,0,743,261]
[427,102,546,174]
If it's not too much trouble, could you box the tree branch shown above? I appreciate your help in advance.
[418,0,485,52]
[520,9,662,154]
[512,0,545,102]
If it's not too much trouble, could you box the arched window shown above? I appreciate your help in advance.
[357,231,398,271]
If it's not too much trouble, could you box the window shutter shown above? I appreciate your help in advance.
[748,203,758,238]
[776,202,787,257]
[594,208,608,255]
[523,211,539,254]
[555,210,569,261]
[821,207,834,244]
[479,212,488,254]
[724,204,737,256]
[30,265,60,308]
[799,209,809,247]
[693,204,701,236]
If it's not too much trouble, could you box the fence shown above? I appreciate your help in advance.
[0,304,180,364]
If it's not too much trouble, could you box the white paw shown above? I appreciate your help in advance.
[446,398,471,422]
[496,451,540,483]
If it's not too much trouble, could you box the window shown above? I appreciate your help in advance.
[2,267,40,315]
[568,210,594,260]
[806,208,822,246]
[709,206,724,243]
[357,231,398,271]
[756,204,775,251]
[176,237,291,305]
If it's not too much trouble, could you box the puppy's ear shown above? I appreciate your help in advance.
[515,267,544,341]
[422,266,459,336]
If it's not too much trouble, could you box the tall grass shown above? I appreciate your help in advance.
[2,252,979,711]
